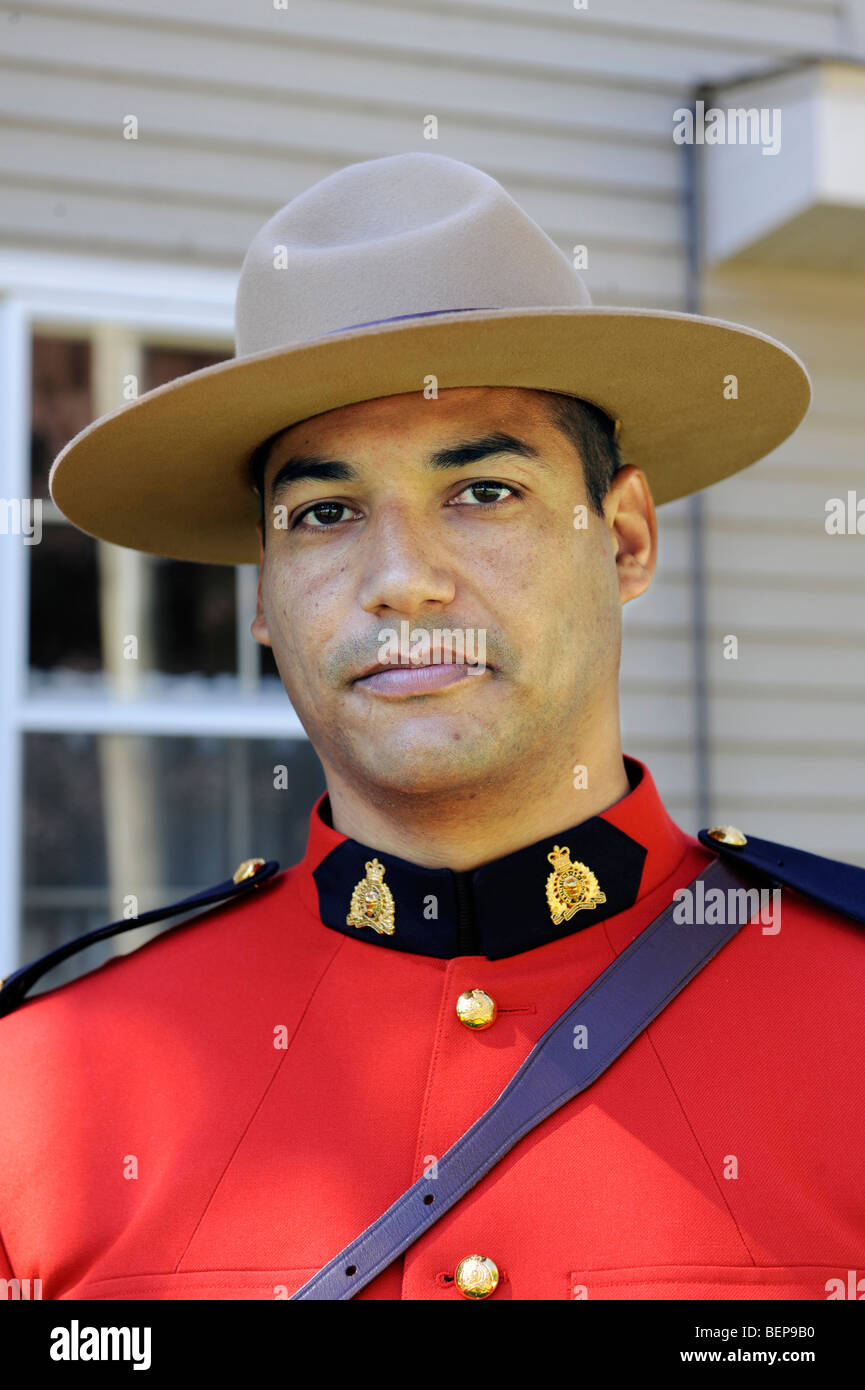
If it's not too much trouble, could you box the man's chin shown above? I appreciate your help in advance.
[332,718,503,796]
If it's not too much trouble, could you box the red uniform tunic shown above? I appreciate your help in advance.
[1,759,863,1300]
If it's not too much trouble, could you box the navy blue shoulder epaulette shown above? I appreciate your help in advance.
[0,858,280,1020]
[696,827,865,927]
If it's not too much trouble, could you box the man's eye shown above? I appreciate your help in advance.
[293,501,355,529]
[292,482,521,530]
[451,481,522,507]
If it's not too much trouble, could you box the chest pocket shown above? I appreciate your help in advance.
[61,1268,319,1300]
[567,1264,848,1299]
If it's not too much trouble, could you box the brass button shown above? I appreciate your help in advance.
[455,1255,499,1299]
[456,989,497,1030]
[232,857,266,884]
[706,826,747,848]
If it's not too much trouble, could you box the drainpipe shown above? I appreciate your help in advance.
[684,85,712,830]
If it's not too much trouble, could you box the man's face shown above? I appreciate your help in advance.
[252,386,654,800]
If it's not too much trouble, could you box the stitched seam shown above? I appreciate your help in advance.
[172,933,348,1272]
[569,1271,829,1291]
[408,960,456,1185]
[569,1262,842,1279]
[643,1027,756,1266]
[73,1267,321,1292]
[0,1224,16,1279]
[401,959,452,1299]
[600,917,617,961]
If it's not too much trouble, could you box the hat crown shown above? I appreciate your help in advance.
[234,152,591,356]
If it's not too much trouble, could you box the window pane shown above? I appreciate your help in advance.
[29,526,101,671]
[259,643,280,678]
[143,343,238,675]
[30,334,93,500]
[143,344,228,390]
[21,733,324,995]
[151,559,237,675]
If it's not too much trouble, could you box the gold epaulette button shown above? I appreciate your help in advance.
[232,857,267,884]
[706,826,748,847]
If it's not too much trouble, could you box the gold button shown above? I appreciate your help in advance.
[456,989,498,1030]
[706,826,748,848]
[232,857,266,884]
[454,1255,499,1299]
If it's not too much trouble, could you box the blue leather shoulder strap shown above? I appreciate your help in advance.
[292,855,762,1299]
[696,830,865,925]
[0,859,281,1020]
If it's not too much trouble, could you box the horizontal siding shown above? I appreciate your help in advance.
[6,0,843,76]
[696,263,865,857]
[0,0,849,303]
[623,252,865,856]
[1,21,683,137]
[0,180,261,263]
[632,511,864,585]
[0,178,686,301]
[623,634,865,693]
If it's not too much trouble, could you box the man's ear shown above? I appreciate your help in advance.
[603,465,657,606]
[250,521,272,647]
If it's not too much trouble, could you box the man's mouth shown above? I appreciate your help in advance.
[352,660,491,695]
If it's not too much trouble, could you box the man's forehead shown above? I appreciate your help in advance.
[265,385,554,468]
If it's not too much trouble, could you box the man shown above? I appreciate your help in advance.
[1,153,863,1302]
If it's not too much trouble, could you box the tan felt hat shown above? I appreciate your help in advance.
[49,151,811,565]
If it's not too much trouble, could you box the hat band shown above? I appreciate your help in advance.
[320,307,497,337]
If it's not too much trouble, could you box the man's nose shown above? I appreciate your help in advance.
[356,503,457,616]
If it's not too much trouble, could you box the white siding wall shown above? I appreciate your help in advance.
[700,264,865,863]
[1,0,861,851]
[0,0,847,302]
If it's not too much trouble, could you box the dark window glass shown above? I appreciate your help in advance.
[22,733,324,994]
[142,344,228,391]
[143,344,238,675]
[29,527,101,670]
[30,335,93,500]
[150,559,237,675]
[259,643,280,678]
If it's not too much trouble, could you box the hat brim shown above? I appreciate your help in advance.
[48,306,811,565]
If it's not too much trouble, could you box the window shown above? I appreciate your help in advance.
[0,278,314,992]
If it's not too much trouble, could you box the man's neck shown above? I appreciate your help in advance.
[320,747,632,872]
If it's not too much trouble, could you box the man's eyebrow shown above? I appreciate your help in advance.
[426,431,546,471]
[267,431,546,502]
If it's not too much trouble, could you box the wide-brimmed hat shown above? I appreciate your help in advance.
[49,152,811,565]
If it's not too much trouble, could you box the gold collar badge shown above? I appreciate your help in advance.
[347,858,396,936]
[545,845,607,925]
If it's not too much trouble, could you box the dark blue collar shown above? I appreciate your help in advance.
[312,764,649,961]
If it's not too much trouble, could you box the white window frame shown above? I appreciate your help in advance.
[0,249,305,974]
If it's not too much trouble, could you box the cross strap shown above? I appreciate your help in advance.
[292,855,763,1299]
